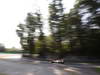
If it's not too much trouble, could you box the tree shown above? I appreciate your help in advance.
[63,0,100,56]
[35,11,48,57]
[16,13,39,57]
[78,0,100,56]
[49,0,66,58]
[25,13,37,57]
[0,43,6,52]
[16,24,28,52]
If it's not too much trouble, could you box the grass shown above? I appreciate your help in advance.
[0,73,7,75]
[0,51,22,54]
[95,67,100,73]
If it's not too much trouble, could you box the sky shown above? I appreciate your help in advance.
[0,0,76,48]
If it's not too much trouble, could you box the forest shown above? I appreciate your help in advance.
[16,0,100,59]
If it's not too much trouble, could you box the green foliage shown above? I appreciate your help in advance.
[16,0,100,58]
[48,0,67,57]
[16,12,42,56]
[63,0,100,56]
[35,40,42,53]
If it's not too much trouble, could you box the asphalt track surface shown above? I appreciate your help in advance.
[0,54,99,75]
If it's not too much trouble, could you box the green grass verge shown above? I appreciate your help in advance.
[0,73,7,75]
[0,51,22,54]
[95,67,100,73]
